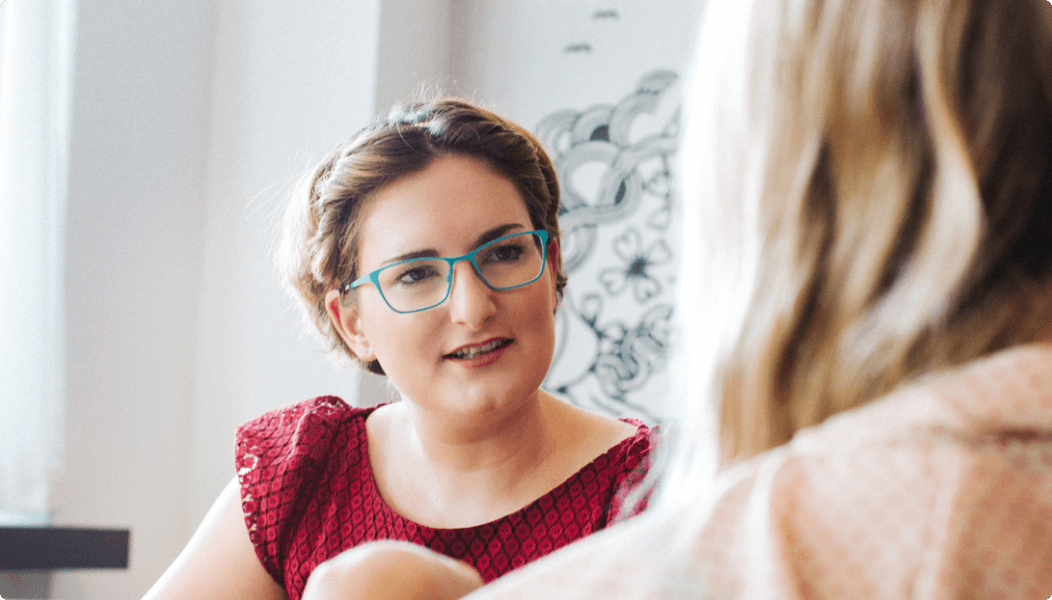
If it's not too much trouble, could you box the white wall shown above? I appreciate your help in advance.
[450,0,702,130]
[49,0,382,597]
[51,1,215,597]
[375,0,455,113]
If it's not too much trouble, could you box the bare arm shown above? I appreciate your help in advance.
[301,541,483,600]
[142,476,287,600]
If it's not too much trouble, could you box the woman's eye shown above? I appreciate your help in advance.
[486,243,524,263]
[396,265,440,284]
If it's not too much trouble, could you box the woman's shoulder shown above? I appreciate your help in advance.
[238,396,376,437]
[243,395,370,425]
[614,417,656,454]
[553,396,655,458]
[600,418,656,520]
[585,417,654,485]
[236,397,380,468]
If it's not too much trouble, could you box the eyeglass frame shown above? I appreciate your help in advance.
[341,229,551,314]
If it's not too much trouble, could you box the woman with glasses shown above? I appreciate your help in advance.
[144,98,654,600]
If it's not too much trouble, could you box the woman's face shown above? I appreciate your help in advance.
[328,154,558,419]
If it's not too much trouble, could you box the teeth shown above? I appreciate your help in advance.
[451,339,506,359]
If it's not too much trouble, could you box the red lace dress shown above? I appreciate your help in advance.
[235,396,655,600]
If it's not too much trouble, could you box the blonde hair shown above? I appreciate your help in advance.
[662,0,1052,488]
[276,98,566,374]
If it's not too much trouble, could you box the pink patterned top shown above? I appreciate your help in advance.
[235,397,654,600]
[473,343,1052,600]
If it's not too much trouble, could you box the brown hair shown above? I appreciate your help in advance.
[663,0,1052,486]
[276,98,566,374]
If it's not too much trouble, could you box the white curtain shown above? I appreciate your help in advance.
[0,0,77,521]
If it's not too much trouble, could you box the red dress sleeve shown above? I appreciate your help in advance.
[606,419,658,523]
[234,396,361,583]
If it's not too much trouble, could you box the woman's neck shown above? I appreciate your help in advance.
[410,391,555,470]
[366,392,565,528]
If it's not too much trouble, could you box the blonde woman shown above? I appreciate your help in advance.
[302,0,1052,597]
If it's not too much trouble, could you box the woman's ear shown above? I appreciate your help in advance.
[324,289,377,362]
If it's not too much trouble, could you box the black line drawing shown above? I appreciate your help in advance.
[538,70,681,423]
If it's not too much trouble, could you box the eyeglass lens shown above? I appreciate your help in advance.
[376,232,545,312]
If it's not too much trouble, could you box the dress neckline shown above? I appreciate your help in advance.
[353,403,647,532]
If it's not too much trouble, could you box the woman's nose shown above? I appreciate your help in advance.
[447,261,497,329]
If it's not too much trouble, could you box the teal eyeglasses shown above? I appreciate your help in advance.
[343,230,550,313]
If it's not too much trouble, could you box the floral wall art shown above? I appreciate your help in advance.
[539,70,682,424]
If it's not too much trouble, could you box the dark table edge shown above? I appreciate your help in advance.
[0,526,130,570]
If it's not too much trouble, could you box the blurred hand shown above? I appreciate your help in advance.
[301,541,485,600]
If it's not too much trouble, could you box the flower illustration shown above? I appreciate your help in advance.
[536,70,680,423]
[642,158,675,231]
[599,228,673,303]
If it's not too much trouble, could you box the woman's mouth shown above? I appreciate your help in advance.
[445,338,512,360]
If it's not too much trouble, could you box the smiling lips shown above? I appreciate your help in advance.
[445,338,512,360]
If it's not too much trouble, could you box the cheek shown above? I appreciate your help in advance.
[526,309,557,381]
[521,288,557,355]
[360,305,444,367]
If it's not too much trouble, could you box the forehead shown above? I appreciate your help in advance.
[357,154,533,265]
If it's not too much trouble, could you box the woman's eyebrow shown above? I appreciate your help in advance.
[473,223,527,248]
[380,223,528,266]
[381,248,441,266]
